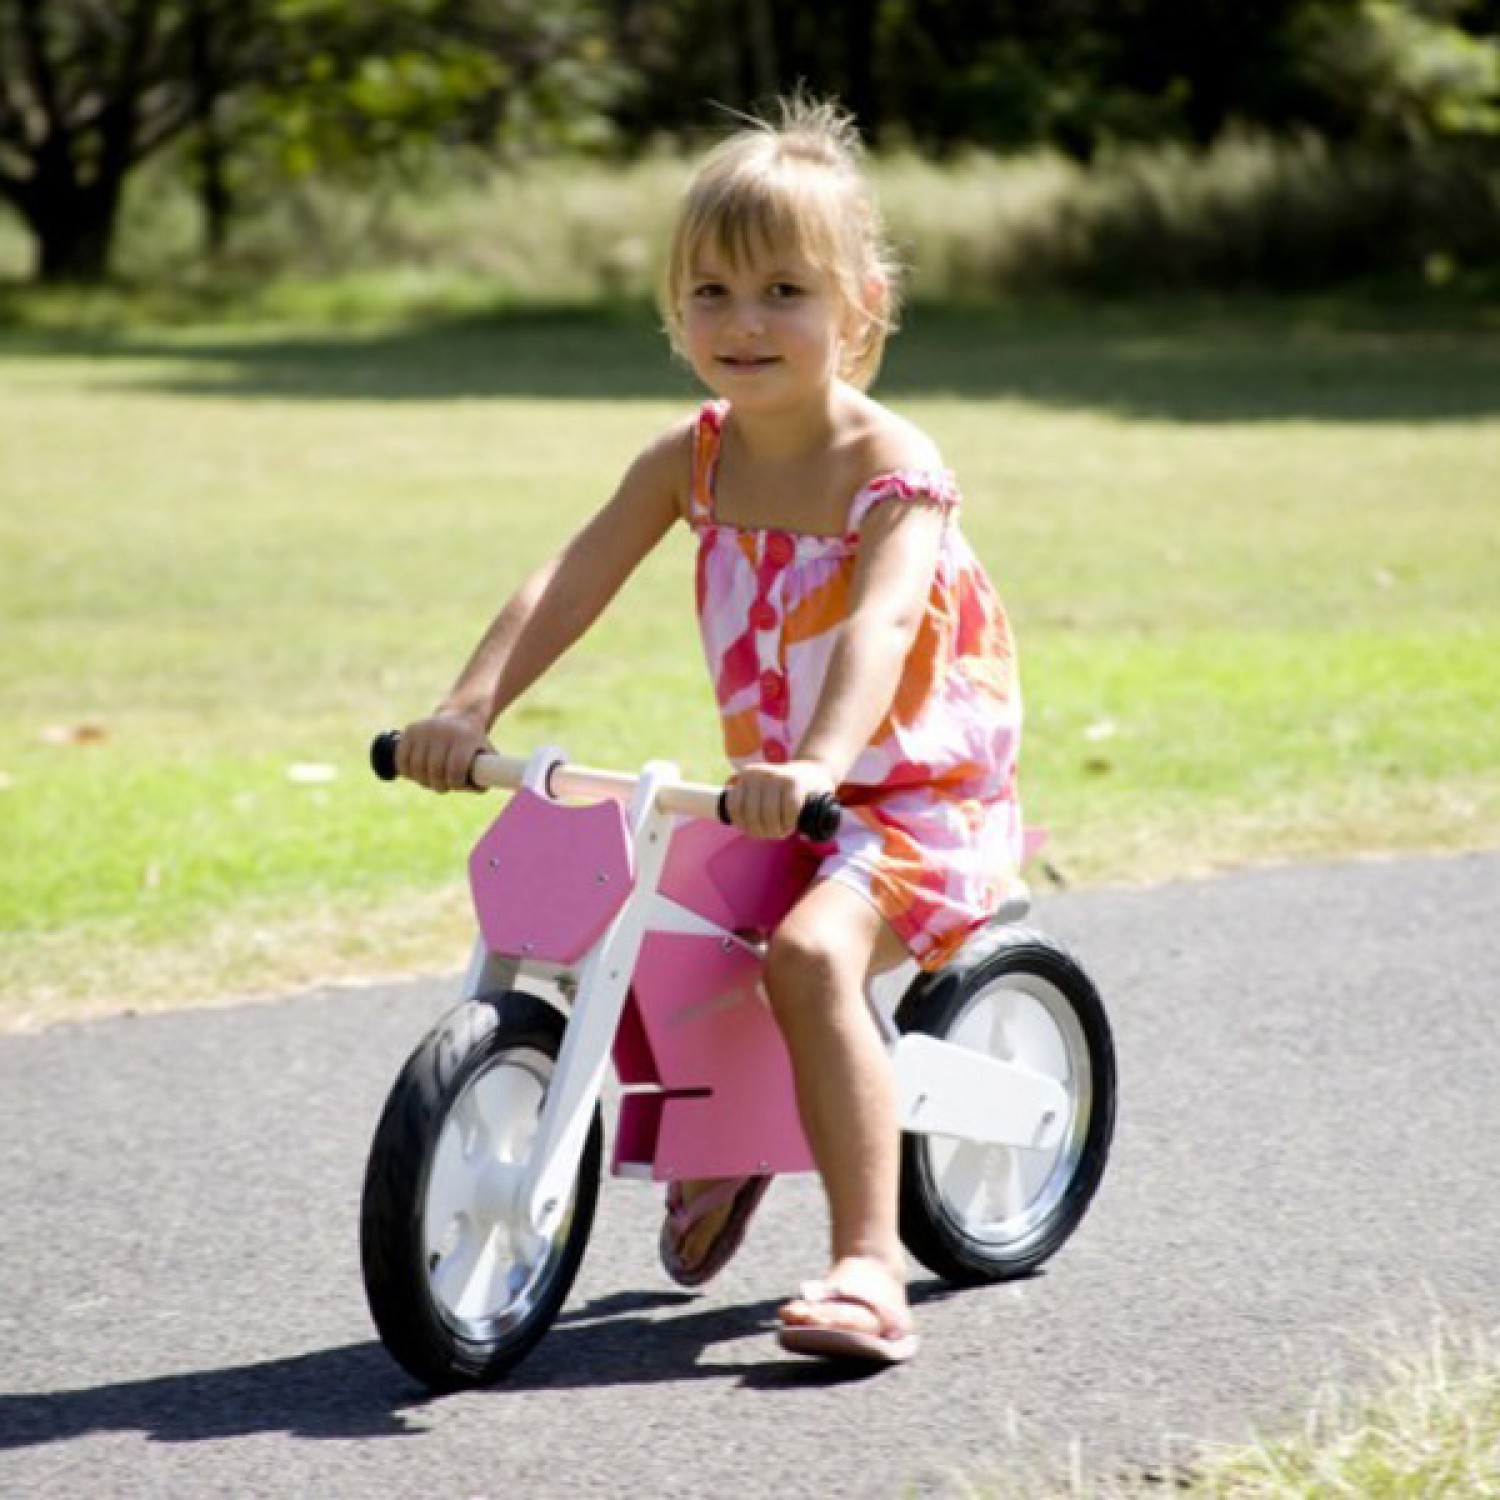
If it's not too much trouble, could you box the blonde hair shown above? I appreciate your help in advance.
[661,95,901,390]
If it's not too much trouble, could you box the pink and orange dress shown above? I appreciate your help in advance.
[688,400,1024,969]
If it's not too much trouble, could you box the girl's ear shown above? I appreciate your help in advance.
[839,273,885,345]
[839,272,889,380]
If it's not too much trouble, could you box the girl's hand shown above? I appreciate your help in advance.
[396,707,492,793]
[726,759,837,840]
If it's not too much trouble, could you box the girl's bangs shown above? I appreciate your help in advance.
[686,170,843,277]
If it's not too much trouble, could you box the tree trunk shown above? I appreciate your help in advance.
[190,0,234,259]
[744,0,777,106]
[198,134,233,259]
[844,0,878,142]
[22,172,123,283]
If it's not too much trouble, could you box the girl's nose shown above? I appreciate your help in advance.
[727,296,766,336]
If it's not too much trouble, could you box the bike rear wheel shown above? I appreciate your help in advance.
[896,926,1115,1285]
[360,990,601,1389]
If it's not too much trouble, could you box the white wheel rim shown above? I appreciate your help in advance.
[918,970,1092,1253]
[422,1046,574,1342]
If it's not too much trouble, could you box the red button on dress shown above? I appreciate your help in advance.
[765,533,795,567]
[760,669,785,704]
[749,601,777,631]
[763,740,788,763]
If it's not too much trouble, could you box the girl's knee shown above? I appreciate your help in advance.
[764,919,859,1029]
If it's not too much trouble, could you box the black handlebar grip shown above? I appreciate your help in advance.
[717,787,842,842]
[370,730,402,782]
[796,792,842,843]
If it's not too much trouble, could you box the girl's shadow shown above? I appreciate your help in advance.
[0,1341,418,1450]
[0,1280,965,1449]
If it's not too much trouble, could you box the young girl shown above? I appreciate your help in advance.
[395,96,1023,1366]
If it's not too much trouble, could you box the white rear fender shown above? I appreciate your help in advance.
[893,1033,1069,1151]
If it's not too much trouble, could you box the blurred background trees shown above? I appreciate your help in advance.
[1,0,1495,284]
[607,0,1499,152]
[0,0,622,281]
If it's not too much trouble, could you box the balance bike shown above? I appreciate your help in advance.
[360,733,1116,1389]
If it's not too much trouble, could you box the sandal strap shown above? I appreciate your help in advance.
[795,1275,911,1340]
[666,1175,760,1234]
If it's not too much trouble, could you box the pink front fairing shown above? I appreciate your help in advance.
[469,790,634,964]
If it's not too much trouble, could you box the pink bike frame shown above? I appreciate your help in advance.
[453,746,1067,1248]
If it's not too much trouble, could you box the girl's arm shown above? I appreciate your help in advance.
[398,423,688,791]
[727,498,947,838]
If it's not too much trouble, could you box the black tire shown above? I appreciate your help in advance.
[360,991,602,1390]
[896,925,1115,1286]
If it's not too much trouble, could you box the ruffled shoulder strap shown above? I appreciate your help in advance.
[845,468,961,537]
[688,400,729,527]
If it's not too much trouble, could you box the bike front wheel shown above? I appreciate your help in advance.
[360,990,602,1390]
[896,926,1116,1285]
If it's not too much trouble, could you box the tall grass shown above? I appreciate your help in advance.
[967,1325,1500,1497]
[885,136,1500,296]
[2,137,1494,306]
[1160,1326,1500,1498]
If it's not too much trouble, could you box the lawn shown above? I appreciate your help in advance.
[2,298,1497,1028]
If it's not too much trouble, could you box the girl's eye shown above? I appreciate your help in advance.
[768,282,804,299]
[692,283,726,299]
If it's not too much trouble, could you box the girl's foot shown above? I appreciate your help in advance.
[776,1255,918,1364]
[659,1176,771,1287]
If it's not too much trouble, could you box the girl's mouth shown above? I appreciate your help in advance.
[718,354,780,369]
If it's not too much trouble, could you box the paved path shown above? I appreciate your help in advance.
[2,852,1497,1498]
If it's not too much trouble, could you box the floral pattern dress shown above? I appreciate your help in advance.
[688,400,1025,969]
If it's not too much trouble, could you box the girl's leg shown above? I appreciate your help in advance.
[665,879,911,1327]
[762,878,912,1336]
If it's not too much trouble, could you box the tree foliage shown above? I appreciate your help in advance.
[1,0,1495,283]
[609,0,1499,154]
[0,0,622,281]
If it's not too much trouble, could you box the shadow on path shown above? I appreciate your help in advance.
[0,1280,967,1448]
[0,1343,419,1448]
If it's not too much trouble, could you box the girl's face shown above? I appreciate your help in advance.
[679,239,856,412]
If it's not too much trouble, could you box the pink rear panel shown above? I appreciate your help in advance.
[612,931,814,1180]
[469,790,634,965]
[657,818,820,935]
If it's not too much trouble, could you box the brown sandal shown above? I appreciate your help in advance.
[658,1176,771,1288]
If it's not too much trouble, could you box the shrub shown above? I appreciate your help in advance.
[1,136,1494,303]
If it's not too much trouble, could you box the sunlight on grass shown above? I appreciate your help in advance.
[949,1323,1500,1498]
[1171,1325,1500,1498]
[2,303,1498,1027]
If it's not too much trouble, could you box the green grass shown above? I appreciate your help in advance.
[2,298,1498,1027]
[1180,1329,1500,1498]
[960,1324,1500,1497]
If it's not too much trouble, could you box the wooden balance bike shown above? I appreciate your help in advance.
[361,733,1116,1389]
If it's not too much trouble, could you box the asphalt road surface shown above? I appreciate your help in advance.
[3,851,1497,1498]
